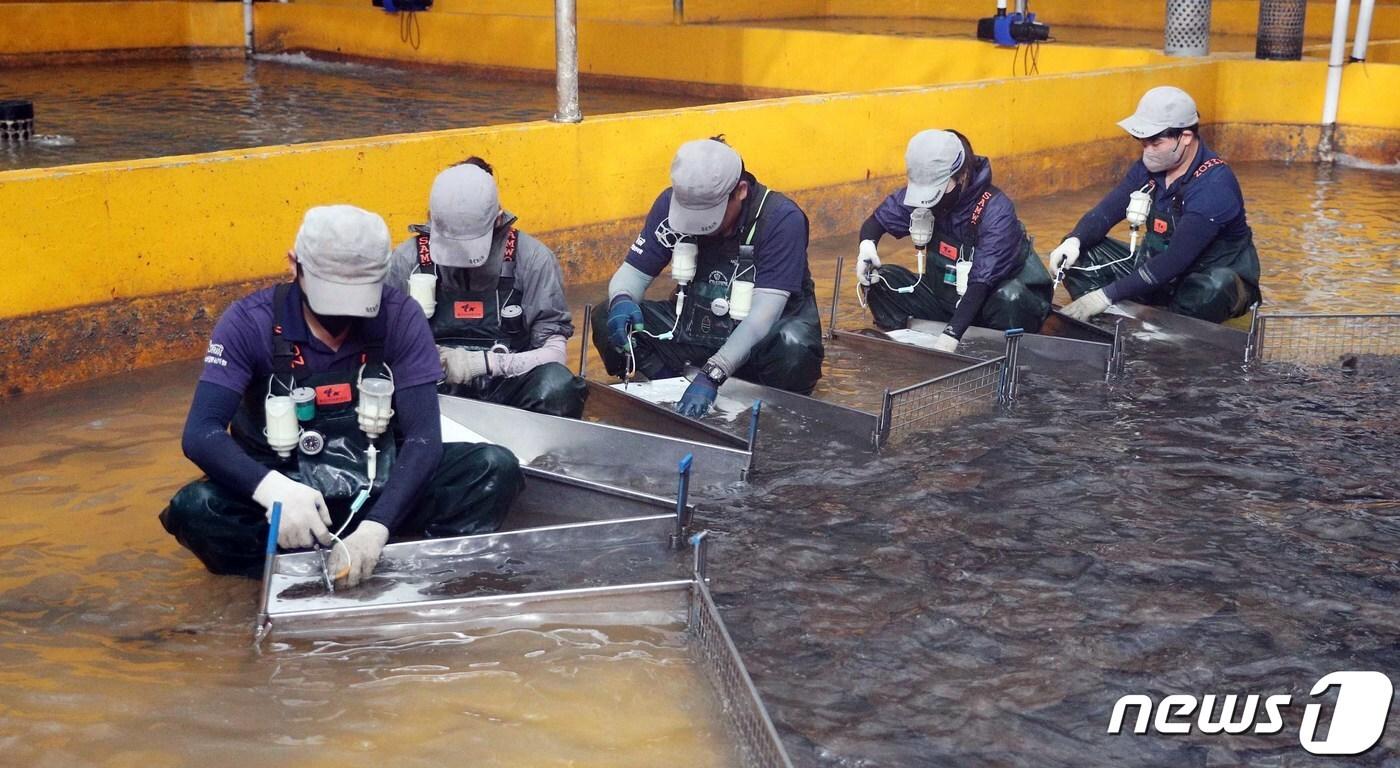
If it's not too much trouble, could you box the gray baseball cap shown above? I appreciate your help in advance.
[1118,86,1200,139]
[903,130,965,208]
[293,205,391,318]
[668,139,743,236]
[429,164,500,268]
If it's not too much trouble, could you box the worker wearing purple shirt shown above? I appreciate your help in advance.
[854,129,1052,353]
[160,205,523,586]
[1053,87,1261,323]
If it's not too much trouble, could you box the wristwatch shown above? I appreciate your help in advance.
[701,361,728,386]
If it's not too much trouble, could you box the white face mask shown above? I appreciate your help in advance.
[1143,136,1186,173]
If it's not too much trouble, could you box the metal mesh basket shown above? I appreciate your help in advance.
[1255,0,1307,59]
[689,580,794,768]
[1,118,33,145]
[1165,0,1213,56]
[1248,313,1400,364]
[882,359,1003,445]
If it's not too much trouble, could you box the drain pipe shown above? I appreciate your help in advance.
[553,0,582,123]
[673,0,684,24]
[1351,0,1376,62]
[243,0,254,58]
[1318,0,1352,161]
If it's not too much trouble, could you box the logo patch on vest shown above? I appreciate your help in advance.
[315,384,352,406]
[454,301,485,320]
[1153,218,1169,234]
[938,241,959,261]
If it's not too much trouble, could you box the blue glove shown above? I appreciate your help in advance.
[607,296,644,351]
[676,372,719,418]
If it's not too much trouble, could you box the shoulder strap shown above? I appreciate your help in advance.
[416,233,434,269]
[271,283,304,377]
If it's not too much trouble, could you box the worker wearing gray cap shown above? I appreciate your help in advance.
[1052,86,1260,323]
[855,129,1052,352]
[161,205,524,587]
[593,136,824,418]
[387,158,588,418]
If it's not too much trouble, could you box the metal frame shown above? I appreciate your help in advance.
[832,251,1126,380]
[440,392,753,486]
[1104,300,1252,357]
[255,518,794,767]
[1245,311,1400,364]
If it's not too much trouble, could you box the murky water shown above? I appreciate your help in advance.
[707,16,1263,54]
[0,162,1396,766]
[0,54,714,171]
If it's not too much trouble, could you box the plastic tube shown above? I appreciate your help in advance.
[1352,0,1376,62]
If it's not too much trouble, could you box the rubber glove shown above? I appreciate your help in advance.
[932,331,960,353]
[439,345,490,385]
[855,240,881,286]
[676,371,719,419]
[326,520,390,587]
[1049,237,1082,274]
[253,471,332,550]
[1062,288,1112,321]
[607,296,644,351]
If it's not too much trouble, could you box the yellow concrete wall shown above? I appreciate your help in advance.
[288,0,678,22]
[817,0,1400,41]
[0,1,241,55]
[0,58,1301,320]
[254,3,1165,92]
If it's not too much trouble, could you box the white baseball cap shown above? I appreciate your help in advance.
[1118,86,1200,139]
[429,164,500,268]
[668,139,743,236]
[904,130,965,208]
[293,205,391,318]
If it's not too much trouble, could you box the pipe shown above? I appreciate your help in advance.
[1351,0,1376,61]
[673,0,684,24]
[1318,0,1352,160]
[243,0,254,58]
[552,0,582,123]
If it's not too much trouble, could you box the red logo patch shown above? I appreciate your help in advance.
[938,241,959,261]
[1153,218,1169,234]
[315,383,352,405]
[454,301,485,320]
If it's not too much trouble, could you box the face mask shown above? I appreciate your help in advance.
[302,297,357,336]
[1143,136,1185,173]
[932,184,959,214]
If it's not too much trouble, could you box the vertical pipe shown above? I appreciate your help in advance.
[578,304,593,377]
[673,0,684,24]
[553,0,582,123]
[243,0,254,58]
[827,253,844,338]
[1351,0,1375,61]
[1319,0,1352,160]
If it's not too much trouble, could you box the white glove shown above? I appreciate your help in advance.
[1062,288,1112,321]
[326,521,389,587]
[439,345,491,385]
[932,333,959,353]
[855,239,881,286]
[252,471,332,550]
[1049,237,1082,274]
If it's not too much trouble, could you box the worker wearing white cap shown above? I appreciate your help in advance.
[161,205,524,587]
[593,136,825,418]
[854,129,1052,352]
[387,158,588,418]
[1051,86,1261,323]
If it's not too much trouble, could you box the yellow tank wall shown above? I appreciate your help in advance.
[817,0,1400,41]
[0,1,242,55]
[7,55,1385,321]
[253,3,1165,91]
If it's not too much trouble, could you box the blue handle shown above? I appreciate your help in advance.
[1005,328,1025,338]
[747,401,762,446]
[678,453,694,474]
[265,502,282,555]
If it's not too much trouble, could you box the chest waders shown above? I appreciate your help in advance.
[416,229,532,353]
[230,283,397,502]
